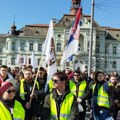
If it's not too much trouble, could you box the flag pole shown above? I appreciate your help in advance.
[29,51,44,103]
[88,0,94,77]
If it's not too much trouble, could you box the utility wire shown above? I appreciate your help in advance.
[94,3,120,27]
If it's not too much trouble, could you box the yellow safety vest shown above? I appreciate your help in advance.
[69,80,87,97]
[92,83,110,108]
[0,100,25,120]
[20,79,40,100]
[48,79,54,92]
[50,92,74,120]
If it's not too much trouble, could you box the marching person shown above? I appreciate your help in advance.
[69,70,87,120]
[109,75,120,120]
[42,72,79,120]
[15,69,44,120]
[0,65,16,86]
[80,71,113,120]
[0,81,25,120]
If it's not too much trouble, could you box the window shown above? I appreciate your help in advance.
[96,60,100,69]
[105,44,109,54]
[0,46,2,52]
[87,41,89,52]
[78,43,81,51]
[11,58,15,65]
[112,61,116,68]
[105,60,107,68]
[96,42,100,53]
[37,58,41,65]
[29,58,31,64]
[6,42,8,50]
[0,60,2,65]
[38,43,42,51]
[20,58,24,64]
[113,46,117,54]
[20,42,25,50]
[29,43,33,51]
[12,42,15,50]
[58,34,61,38]
[57,43,61,52]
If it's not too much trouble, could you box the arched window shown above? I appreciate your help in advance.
[79,34,84,51]
[57,43,61,52]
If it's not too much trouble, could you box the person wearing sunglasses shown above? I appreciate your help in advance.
[0,81,25,120]
[69,70,87,120]
[42,72,79,120]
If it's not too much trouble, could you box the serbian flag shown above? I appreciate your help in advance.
[60,8,82,64]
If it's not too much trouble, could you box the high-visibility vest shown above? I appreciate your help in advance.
[20,79,40,100]
[92,83,110,108]
[48,79,54,92]
[69,80,87,97]
[50,92,74,120]
[0,100,25,120]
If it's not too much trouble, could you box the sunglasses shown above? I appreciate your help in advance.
[6,89,15,94]
[74,74,80,77]
[52,79,61,83]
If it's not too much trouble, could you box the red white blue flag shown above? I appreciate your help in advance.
[60,8,82,64]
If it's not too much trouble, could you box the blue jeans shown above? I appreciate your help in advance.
[93,109,110,120]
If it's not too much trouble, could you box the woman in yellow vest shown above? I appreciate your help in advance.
[80,71,113,120]
[42,72,79,120]
[0,81,25,120]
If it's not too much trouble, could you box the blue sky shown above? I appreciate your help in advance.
[0,0,120,33]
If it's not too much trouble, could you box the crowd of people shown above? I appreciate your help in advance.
[0,64,120,120]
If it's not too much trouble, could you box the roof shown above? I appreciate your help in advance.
[105,29,120,40]
[54,14,100,28]
[19,24,49,37]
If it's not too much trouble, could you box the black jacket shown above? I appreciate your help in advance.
[15,79,44,116]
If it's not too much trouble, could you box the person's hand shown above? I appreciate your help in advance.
[30,93,35,99]
[77,98,82,103]
[25,102,31,109]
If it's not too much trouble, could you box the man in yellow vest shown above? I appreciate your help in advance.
[15,69,44,120]
[69,70,87,120]
[109,74,120,120]
[42,72,79,120]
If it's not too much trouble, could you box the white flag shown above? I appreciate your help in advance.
[31,51,37,72]
[16,54,21,65]
[43,20,57,82]
[23,55,29,65]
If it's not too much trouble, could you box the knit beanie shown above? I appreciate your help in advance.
[0,82,13,96]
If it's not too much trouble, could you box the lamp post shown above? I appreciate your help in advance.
[88,0,94,77]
